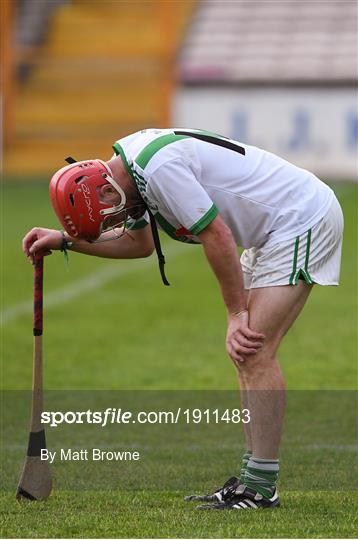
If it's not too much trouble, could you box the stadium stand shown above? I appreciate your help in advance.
[178,0,357,83]
[14,0,68,82]
[5,1,195,175]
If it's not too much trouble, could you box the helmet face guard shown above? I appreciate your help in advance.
[49,159,141,241]
[95,203,147,243]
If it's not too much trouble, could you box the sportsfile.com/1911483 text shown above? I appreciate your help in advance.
[41,408,251,428]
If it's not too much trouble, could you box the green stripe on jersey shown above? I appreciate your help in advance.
[154,213,177,237]
[112,142,136,182]
[113,142,148,196]
[154,213,197,244]
[128,218,148,231]
[189,204,219,235]
[135,134,189,170]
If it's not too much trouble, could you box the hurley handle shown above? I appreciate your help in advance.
[33,254,44,336]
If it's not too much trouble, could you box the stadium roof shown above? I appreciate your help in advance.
[178,0,357,84]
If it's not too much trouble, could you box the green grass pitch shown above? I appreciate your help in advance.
[1,181,357,538]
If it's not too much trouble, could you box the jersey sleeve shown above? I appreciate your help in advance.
[147,159,218,235]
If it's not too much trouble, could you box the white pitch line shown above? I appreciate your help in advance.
[1,243,188,326]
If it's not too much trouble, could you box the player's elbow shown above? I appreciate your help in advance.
[136,236,155,258]
[141,243,155,258]
[126,226,155,258]
[199,215,234,246]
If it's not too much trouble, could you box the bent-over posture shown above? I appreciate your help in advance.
[23,128,343,510]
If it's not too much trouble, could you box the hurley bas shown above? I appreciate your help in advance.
[41,448,141,463]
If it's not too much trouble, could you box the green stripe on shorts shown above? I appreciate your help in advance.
[289,236,300,285]
[304,229,313,284]
[289,230,314,285]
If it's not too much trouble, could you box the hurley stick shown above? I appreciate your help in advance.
[16,253,52,500]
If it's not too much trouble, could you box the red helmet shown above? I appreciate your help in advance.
[49,159,127,241]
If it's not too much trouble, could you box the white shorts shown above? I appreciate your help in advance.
[241,196,344,289]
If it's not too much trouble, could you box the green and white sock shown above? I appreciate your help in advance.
[244,457,279,498]
[239,450,252,484]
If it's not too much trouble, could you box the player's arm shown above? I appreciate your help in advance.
[198,215,265,362]
[22,224,154,261]
[198,214,246,315]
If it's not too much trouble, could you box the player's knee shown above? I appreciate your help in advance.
[235,343,277,375]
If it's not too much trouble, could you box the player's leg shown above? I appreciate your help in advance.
[238,281,312,458]
[198,197,343,509]
[189,256,311,505]
[198,280,312,510]
[201,243,312,509]
[238,195,343,465]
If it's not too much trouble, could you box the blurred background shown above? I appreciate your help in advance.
[2,0,357,179]
[1,1,357,393]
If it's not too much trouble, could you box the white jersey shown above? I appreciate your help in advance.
[113,128,334,248]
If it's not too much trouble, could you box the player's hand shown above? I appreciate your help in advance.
[22,227,63,263]
[226,310,265,364]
